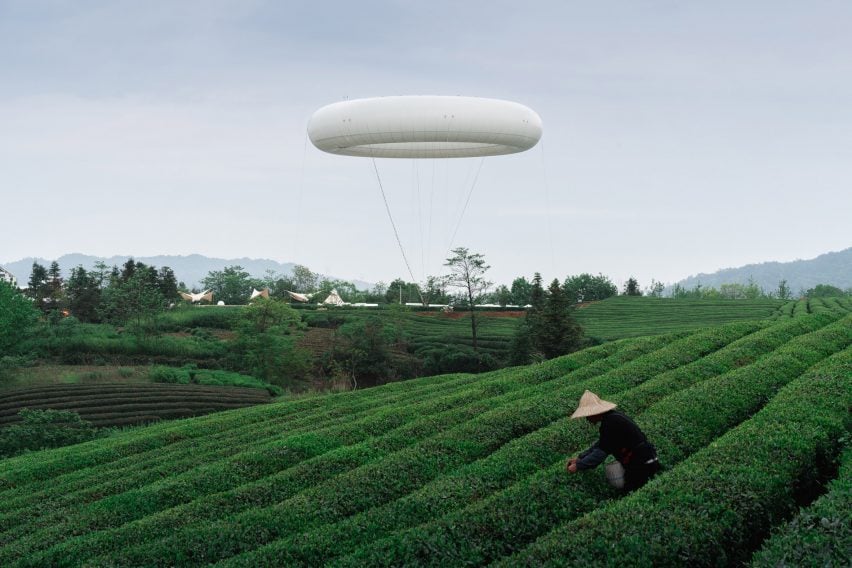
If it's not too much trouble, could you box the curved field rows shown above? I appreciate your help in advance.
[0,313,848,567]
[750,446,851,567]
[0,383,271,428]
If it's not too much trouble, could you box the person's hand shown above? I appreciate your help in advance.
[566,457,578,473]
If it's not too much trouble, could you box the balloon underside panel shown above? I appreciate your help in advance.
[308,96,542,159]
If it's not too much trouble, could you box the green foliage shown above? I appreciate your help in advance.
[326,316,398,387]
[563,272,618,303]
[444,247,492,353]
[509,276,533,306]
[0,409,99,458]
[148,365,282,395]
[501,341,851,567]
[806,283,846,297]
[156,305,242,331]
[751,446,851,567]
[0,314,848,566]
[622,276,642,296]
[65,266,102,322]
[98,265,166,335]
[775,279,792,300]
[573,296,789,340]
[0,281,39,356]
[233,299,310,386]
[536,279,583,358]
[201,265,255,305]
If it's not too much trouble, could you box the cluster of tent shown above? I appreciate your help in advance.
[178,288,352,307]
[287,289,370,307]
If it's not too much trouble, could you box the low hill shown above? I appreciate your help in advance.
[0,309,848,565]
[671,247,852,294]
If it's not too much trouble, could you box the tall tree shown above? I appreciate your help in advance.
[526,272,545,337]
[201,265,253,305]
[493,284,512,307]
[536,279,582,358]
[99,266,165,335]
[42,261,66,313]
[646,279,665,297]
[0,281,39,356]
[444,247,492,353]
[157,266,179,302]
[26,262,49,312]
[419,276,449,307]
[623,277,642,296]
[66,266,102,322]
[563,273,618,303]
[291,265,318,293]
[510,276,533,306]
[775,280,791,300]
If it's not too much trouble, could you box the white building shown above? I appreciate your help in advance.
[0,265,17,288]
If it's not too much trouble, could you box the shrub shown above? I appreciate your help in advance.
[0,409,100,458]
[500,347,851,567]
[751,445,851,567]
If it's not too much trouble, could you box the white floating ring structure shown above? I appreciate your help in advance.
[307,96,542,159]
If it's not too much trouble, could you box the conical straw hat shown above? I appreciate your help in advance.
[570,390,617,419]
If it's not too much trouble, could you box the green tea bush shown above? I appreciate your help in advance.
[87,326,747,565]
[14,337,671,564]
[750,446,851,567]
[0,409,100,459]
[148,365,281,395]
[331,317,844,567]
[500,347,851,567]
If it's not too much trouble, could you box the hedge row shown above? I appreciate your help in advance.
[219,321,782,566]
[328,316,848,567]
[499,345,851,567]
[0,393,269,422]
[16,328,720,563]
[0,338,625,489]
[749,445,851,567]
[0,338,635,533]
[0,336,669,562]
[77,322,761,566]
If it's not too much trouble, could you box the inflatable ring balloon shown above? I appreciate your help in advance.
[307,96,542,159]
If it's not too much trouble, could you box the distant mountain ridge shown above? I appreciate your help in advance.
[672,247,851,294]
[0,254,373,290]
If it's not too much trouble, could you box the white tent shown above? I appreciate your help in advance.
[287,291,311,303]
[179,290,213,303]
[322,289,346,306]
[249,288,270,300]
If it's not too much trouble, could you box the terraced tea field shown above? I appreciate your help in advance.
[572,296,794,340]
[0,307,848,566]
[0,384,271,429]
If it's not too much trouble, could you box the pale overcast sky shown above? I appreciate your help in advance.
[1,1,850,287]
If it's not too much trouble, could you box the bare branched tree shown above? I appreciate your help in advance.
[444,247,492,352]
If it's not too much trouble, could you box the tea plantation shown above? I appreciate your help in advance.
[0,308,848,566]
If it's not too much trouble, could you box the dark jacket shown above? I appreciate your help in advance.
[576,410,657,471]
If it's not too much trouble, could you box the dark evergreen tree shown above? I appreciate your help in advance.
[66,266,102,322]
[157,266,179,302]
[526,273,545,345]
[623,277,642,296]
[44,261,65,313]
[537,279,582,358]
[26,262,49,312]
[120,259,137,282]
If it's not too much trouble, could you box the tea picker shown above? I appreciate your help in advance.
[566,390,661,491]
